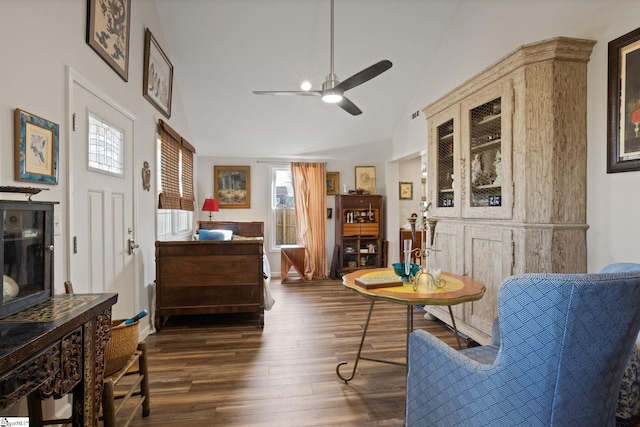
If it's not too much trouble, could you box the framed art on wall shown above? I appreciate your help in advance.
[214,165,250,208]
[608,26,640,173]
[86,0,131,81]
[14,109,59,184]
[326,171,339,195]
[399,182,413,200]
[143,28,173,118]
[355,166,376,194]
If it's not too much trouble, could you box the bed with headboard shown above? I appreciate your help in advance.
[154,221,272,330]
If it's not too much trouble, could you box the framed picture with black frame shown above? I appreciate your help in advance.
[607,26,640,173]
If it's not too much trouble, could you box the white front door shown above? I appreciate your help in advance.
[69,73,137,320]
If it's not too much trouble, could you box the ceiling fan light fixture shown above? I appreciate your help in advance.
[322,91,343,103]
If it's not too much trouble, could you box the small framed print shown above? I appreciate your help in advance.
[399,182,413,200]
[355,166,376,194]
[14,109,59,185]
[326,171,339,195]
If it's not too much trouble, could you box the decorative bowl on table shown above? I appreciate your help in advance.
[392,263,421,281]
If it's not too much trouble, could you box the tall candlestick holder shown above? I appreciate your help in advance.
[407,202,444,291]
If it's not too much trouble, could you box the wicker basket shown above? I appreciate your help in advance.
[104,319,139,376]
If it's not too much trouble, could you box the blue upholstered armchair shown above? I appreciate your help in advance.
[406,264,640,427]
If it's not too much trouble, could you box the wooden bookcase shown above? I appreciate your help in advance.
[334,194,384,276]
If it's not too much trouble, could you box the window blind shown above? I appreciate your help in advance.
[158,119,196,211]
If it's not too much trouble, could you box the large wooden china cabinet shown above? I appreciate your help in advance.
[424,37,595,344]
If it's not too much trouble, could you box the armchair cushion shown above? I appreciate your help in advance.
[406,268,640,427]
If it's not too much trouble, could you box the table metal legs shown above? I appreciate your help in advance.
[336,301,464,384]
[336,301,407,383]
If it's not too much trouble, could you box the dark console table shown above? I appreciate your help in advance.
[0,293,118,426]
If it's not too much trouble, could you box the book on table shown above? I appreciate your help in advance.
[355,275,404,289]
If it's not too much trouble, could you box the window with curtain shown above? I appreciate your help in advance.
[157,119,195,240]
[271,165,297,249]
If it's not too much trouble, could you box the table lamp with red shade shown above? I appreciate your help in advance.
[202,198,219,220]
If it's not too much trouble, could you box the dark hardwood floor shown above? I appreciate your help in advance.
[123,278,460,426]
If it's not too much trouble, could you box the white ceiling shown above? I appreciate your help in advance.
[155,0,461,160]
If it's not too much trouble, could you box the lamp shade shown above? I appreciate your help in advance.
[202,198,219,220]
[202,198,219,212]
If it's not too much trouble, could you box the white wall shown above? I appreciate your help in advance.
[390,0,640,272]
[0,0,195,417]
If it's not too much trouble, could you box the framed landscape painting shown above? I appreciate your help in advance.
[214,166,250,208]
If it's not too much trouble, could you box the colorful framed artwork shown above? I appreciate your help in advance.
[607,26,640,173]
[143,28,174,118]
[399,182,413,200]
[214,165,250,209]
[14,109,59,185]
[326,171,340,195]
[86,0,131,81]
[355,166,376,194]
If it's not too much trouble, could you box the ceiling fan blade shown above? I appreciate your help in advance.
[338,97,362,116]
[336,60,393,93]
[253,90,322,97]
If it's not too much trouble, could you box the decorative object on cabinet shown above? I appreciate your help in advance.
[355,166,376,194]
[0,186,48,201]
[14,109,59,185]
[333,194,384,276]
[214,165,250,208]
[86,0,131,81]
[1,200,57,319]
[399,182,413,200]
[423,37,595,345]
[141,161,151,191]
[607,26,640,173]
[327,208,332,219]
[201,198,219,220]
[143,28,173,118]
[326,171,339,195]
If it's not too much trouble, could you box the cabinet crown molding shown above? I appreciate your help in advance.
[423,36,596,117]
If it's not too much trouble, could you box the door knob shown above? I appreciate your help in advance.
[128,237,140,255]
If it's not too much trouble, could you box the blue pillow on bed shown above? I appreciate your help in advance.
[199,230,226,241]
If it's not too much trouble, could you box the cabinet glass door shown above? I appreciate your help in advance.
[428,104,461,218]
[461,81,513,219]
[1,202,53,318]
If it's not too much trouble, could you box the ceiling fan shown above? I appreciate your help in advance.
[252,0,392,116]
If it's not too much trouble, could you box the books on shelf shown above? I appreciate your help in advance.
[355,275,404,289]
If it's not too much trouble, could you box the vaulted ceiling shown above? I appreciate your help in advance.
[155,0,461,160]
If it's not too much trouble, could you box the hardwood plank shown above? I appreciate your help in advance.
[123,279,463,426]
